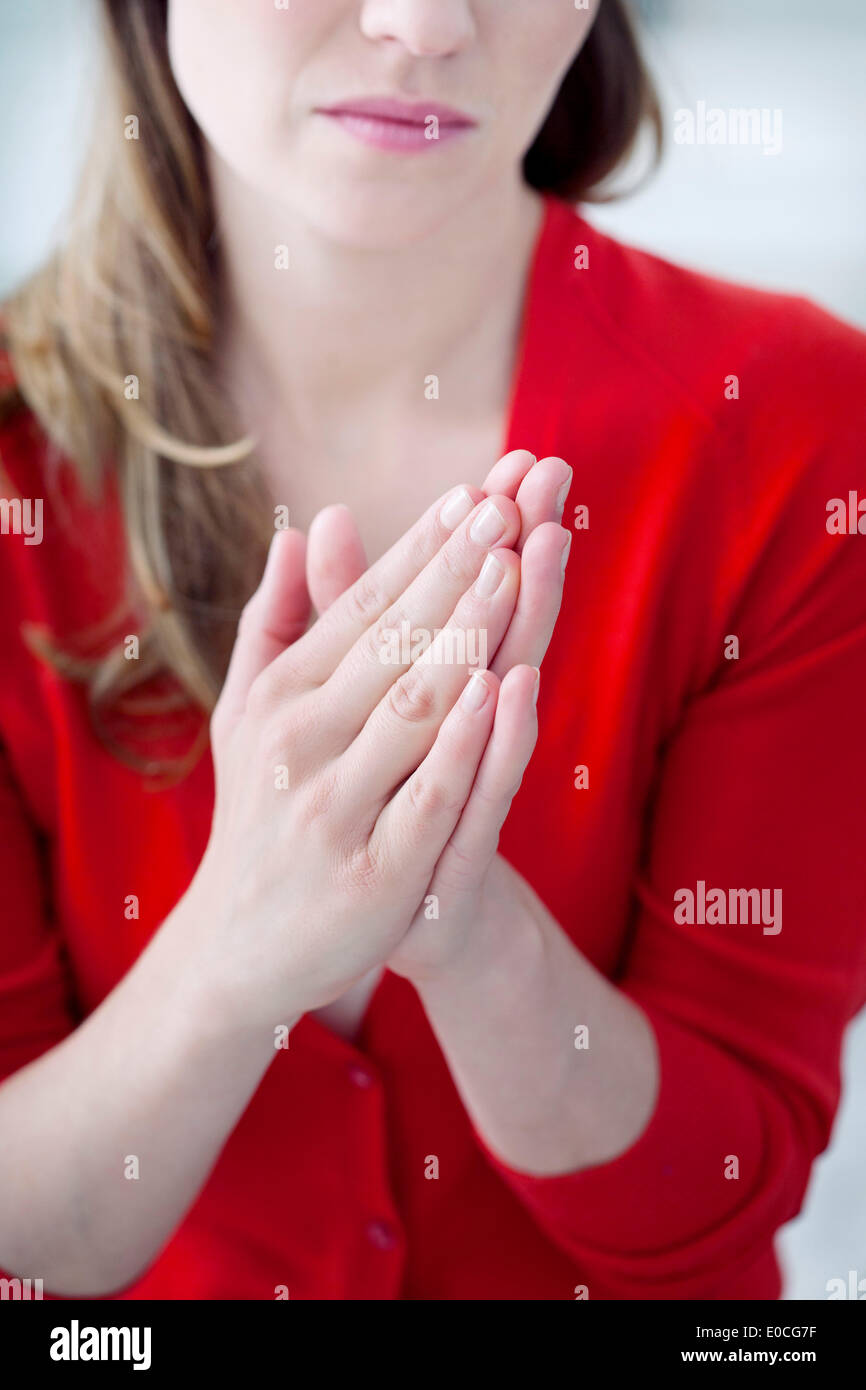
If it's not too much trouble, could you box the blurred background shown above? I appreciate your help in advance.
[0,0,863,1299]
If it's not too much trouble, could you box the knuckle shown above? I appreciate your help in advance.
[347,572,386,625]
[407,525,432,574]
[471,778,502,809]
[472,778,517,819]
[367,600,411,665]
[439,836,481,888]
[260,719,291,769]
[407,770,459,825]
[301,767,340,823]
[258,699,314,770]
[505,776,525,804]
[246,658,304,720]
[438,540,470,587]
[277,634,320,691]
[246,671,278,721]
[343,840,384,895]
[498,767,526,805]
[386,666,437,725]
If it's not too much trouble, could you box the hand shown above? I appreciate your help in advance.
[302,449,573,985]
[183,474,549,1031]
[305,449,572,670]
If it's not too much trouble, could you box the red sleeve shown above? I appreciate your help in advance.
[0,406,78,1085]
[0,736,81,1299]
[0,738,77,1088]
[475,303,866,1299]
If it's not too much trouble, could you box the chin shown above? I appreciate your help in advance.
[286,166,487,251]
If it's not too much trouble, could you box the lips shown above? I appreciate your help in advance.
[316,95,476,129]
[313,94,477,153]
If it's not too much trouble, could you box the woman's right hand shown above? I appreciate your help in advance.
[184,482,531,1032]
[0,456,566,1297]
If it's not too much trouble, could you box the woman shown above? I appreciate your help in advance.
[0,0,864,1302]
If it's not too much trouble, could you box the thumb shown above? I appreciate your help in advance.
[307,504,367,614]
[217,527,311,723]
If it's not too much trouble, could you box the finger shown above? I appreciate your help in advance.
[340,548,520,805]
[307,504,367,615]
[431,664,539,894]
[217,528,310,724]
[481,448,537,497]
[321,495,521,745]
[271,483,484,688]
[369,667,500,875]
[490,522,571,678]
[513,456,572,550]
[481,452,571,552]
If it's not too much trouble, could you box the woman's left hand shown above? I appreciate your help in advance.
[305,448,572,982]
[386,674,541,982]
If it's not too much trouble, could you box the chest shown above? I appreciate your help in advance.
[257,413,511,571]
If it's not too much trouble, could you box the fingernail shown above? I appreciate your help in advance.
[532,667,541,705]
[461,670,490,712]
[473,553,504,598]
[470,499,507,546]
[440,486,474,531]
[560,532,572,577]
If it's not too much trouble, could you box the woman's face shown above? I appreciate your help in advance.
[167,0,601,245]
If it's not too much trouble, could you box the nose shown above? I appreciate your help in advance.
[359,0,476,58]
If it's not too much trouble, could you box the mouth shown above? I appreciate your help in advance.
[313,95,477,153]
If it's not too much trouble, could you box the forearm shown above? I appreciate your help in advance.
[413,874,660,1176]
[0,894,288,1296]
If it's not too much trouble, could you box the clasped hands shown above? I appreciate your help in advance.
[195,448,572,1031]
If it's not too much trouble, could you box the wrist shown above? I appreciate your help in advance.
[412,886,547,1011]
[156,870,304,1054]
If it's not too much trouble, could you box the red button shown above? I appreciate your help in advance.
[364,1218,398,1252]
[347,1062,375,1089]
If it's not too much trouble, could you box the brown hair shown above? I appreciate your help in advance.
[525,0,661,198]
[2,0,661,765]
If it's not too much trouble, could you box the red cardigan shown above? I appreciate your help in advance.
[1,194,865,1301]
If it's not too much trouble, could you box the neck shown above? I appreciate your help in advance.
[210,160,545,456]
